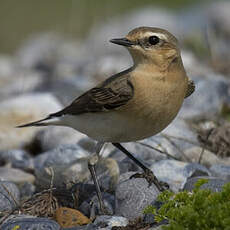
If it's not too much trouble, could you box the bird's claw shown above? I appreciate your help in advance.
[130,169,169,192]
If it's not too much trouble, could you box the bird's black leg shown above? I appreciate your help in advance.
[112,143,168,192]
[88,142,107,214]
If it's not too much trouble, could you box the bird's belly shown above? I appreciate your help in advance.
[61,95,183,142]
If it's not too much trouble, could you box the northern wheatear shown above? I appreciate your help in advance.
[17,27,195,211]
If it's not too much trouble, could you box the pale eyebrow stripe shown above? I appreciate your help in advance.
[144,32,168,40]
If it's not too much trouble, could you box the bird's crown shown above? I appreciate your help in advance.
[110,26,178,50]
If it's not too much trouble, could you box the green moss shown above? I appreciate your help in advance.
[144,180,230,230]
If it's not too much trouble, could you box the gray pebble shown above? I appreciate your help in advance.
[184,163,211,178]
[34,144,89,170]
[183,176,230,192]
[94,215,128,229]
[210,164,230,180]
[0,149,33,171]
[180,74,230,119]
[115,172,159,220]
[1,215,61,230]
[32,126,86,153]
[0,181,20,213]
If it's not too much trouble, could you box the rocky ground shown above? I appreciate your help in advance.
[1,2,230,230]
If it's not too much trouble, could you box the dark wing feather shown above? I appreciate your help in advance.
[51,72,134,116]
[185,79,195,98]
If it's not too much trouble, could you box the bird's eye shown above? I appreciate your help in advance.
[149,36,160,45]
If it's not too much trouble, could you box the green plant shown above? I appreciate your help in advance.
[144,179,230,230]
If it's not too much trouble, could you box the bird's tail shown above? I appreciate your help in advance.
[16,115,56,128]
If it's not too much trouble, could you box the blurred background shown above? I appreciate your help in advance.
[1,0,206,53]
[0,0,230,154]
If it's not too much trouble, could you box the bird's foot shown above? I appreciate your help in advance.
[130,169,169,192]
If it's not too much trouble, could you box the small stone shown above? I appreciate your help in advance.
[0,181,20,213]
[150,160,210,192]
[55,207,91,228]
[0,167,35,185]
[115,172,159,220]
[183,176,230,192]
[1,215,61,230]
[210,164,230,180]
[94,215,128,228]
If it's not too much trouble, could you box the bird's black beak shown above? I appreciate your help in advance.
[110,38,134,47]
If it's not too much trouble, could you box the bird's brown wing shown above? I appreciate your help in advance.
[185,79,195,98]
[51,71,134,117]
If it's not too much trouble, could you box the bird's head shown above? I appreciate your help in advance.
[110,27,181,68]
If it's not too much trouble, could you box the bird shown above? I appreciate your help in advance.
[17,27,195,212]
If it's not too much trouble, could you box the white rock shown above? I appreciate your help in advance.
[0,93,62,150]
[0,167,35,184]
[151,159,210,192]
[94,215,128,228]
[184,147,230,167]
